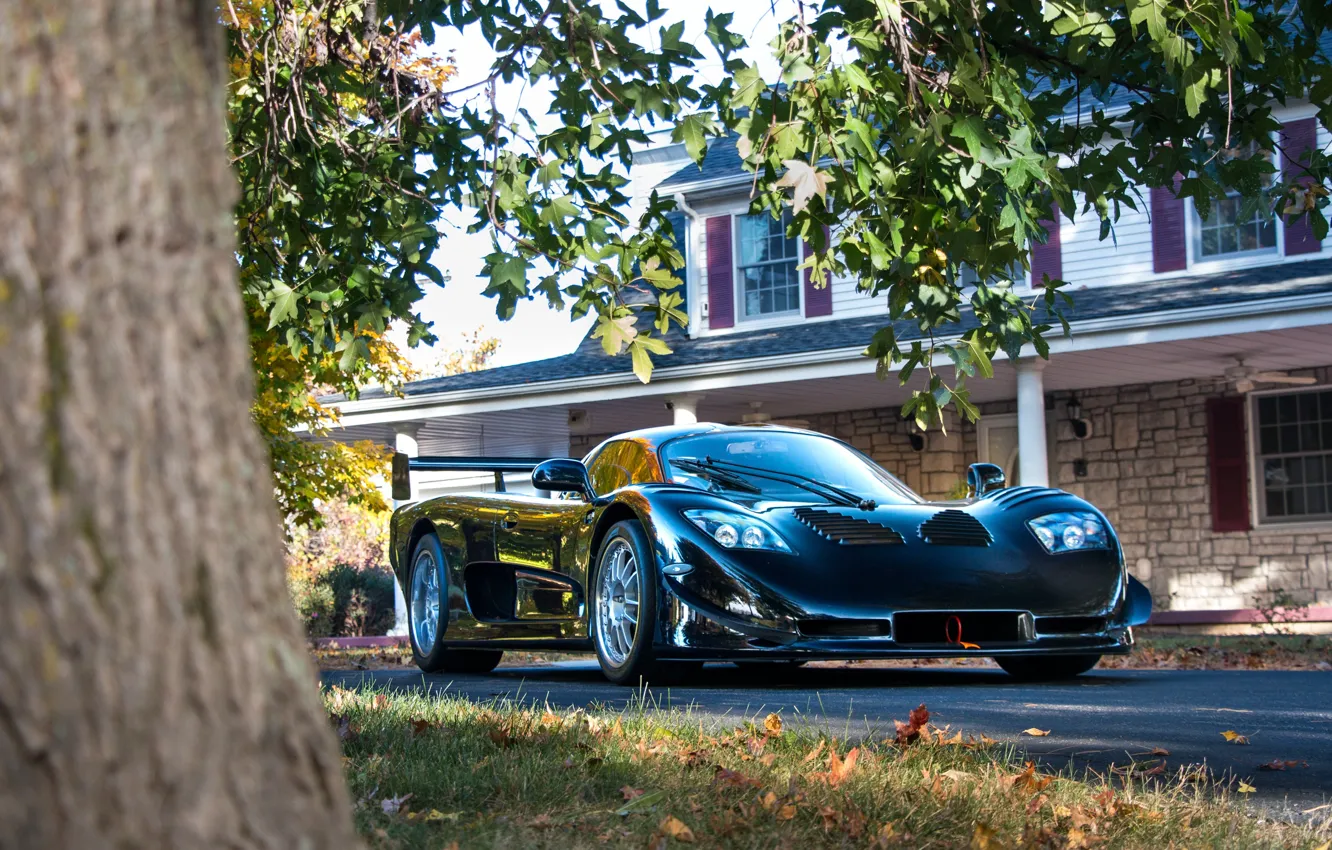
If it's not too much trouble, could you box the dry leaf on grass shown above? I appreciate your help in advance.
[970,822,1005,849]
[1238,780,1257,793]
[1221,730,1250,745]
[380,793,412,815]
[893,704,930,745]
[657,815,695,842]
[1021,727,1051,737]
[622,786,645,801]
[763,712,784,736]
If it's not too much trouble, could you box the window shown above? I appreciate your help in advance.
[1193,141,1278,260]
[586,440,661,496]
[736,211,801,319]
[1254,388,1332,523]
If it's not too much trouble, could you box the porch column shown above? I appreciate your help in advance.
[1015,359,1049,487]
[388,423,421,636]
[667,394,704,426]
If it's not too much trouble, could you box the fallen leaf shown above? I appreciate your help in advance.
[617,790,666,816]
[774,160,835,214]
[764,713,784,736]
[777,804,798,821]
[941,769,973,783]
[712,765,762,790]
[1221,730,1250,745]
[372,693,389,711]
[409,718,433,738]
[380,793,412,815]
[894,703,931,745]
[802,740,826,763]
[869,822,896,849]
[970,822,1005,849]
[621,786,645,801]
[657,815,695,842]
[1237,780,1257,794]
[488,726,512,747]
[1021,728,1051,737]
[1148,746,1170,756]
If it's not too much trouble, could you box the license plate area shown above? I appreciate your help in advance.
[892,611,1030,646]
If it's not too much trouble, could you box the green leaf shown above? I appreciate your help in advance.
[267,282,298,330]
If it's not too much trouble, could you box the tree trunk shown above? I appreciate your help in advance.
[0,3,358,847]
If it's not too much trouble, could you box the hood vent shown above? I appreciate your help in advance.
[792,507,905,545]
[919,509,992,547]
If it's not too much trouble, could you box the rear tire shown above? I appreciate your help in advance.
[590,520,686,686]
[407,532,502,675]
[995,654,1100,681]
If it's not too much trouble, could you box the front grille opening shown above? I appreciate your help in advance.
[798,618,892,638]
[919,509,993,547]
[1035,616,1107,635]
[893,611,1024,645]
[792,507,905,545]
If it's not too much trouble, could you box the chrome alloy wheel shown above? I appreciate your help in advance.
[410,548,442,652]
[596,538,639,666]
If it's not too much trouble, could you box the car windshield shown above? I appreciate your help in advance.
[660,431,920,505]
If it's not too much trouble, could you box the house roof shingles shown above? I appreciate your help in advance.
[369,256,1332,399]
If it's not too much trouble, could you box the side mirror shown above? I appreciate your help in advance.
[532,458,592,499]
[967,462,1006,497]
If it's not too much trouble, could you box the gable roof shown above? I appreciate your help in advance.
[355,256,1332,400]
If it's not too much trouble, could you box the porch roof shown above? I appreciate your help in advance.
[358,256,1332,401]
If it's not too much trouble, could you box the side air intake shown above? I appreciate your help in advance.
[792,507,905,545]
[919,509,992,547]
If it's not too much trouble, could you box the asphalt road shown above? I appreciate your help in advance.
[322,662,1332,818]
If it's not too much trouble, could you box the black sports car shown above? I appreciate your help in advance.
[388,423,1152,685]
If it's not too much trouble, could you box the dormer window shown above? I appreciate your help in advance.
[1191,141,1278,261]
[736,211,801,319]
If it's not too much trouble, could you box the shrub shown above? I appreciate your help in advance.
[286,500,397,638]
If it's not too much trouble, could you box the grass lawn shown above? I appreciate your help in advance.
[328,685,1331,849]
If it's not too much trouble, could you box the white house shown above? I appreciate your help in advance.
[326,99,1332,631]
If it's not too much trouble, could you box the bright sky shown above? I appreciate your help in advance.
[408,1,797,369]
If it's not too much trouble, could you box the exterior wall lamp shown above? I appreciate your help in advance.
[1067,395,1092,440]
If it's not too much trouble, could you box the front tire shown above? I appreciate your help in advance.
[591,520,694,686]
[995,654,1101,681]
[407,532,502,675]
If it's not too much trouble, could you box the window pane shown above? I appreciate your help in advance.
[1260,425,1280,455]
[1258,395,1278,423]
[1310,486,1328,516]
[1266,489,1286,517]
[1280,424,1299,453]
[737,212,799,318]
[1288,487,1305,516]
[1298,392,1319,420]
[1279,393,1298,420]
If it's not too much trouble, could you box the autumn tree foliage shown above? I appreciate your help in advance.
[225,0,460,524]
[357,0,1329,429]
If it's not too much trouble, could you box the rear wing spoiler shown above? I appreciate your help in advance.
[391,452,548,500]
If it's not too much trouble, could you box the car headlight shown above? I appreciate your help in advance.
[1027,511,1109,554]
[683,510,792,553]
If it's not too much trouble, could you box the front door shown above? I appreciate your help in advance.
[977,412,1057,487]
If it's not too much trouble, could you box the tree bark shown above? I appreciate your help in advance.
[0,2,358,847]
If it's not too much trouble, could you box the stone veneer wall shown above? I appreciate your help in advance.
[570,366,1332,610]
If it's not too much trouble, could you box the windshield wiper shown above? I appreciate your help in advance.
[670,458,762,495]
[685,456,876,511]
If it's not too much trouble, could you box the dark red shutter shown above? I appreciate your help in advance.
[1151,174,1188,273]
[1206,396,1251,532]
[1029,205,1061,288]
[1281,118,1321,256]
[803,225,833,317]
[705,216,734,329]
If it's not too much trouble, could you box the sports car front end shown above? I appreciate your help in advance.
[643,484,1149,664]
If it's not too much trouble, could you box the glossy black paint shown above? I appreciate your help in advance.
[388,423,1152,662]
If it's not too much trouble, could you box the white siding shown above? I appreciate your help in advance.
[1062,192,1156,289]
[674,103,1329,336]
